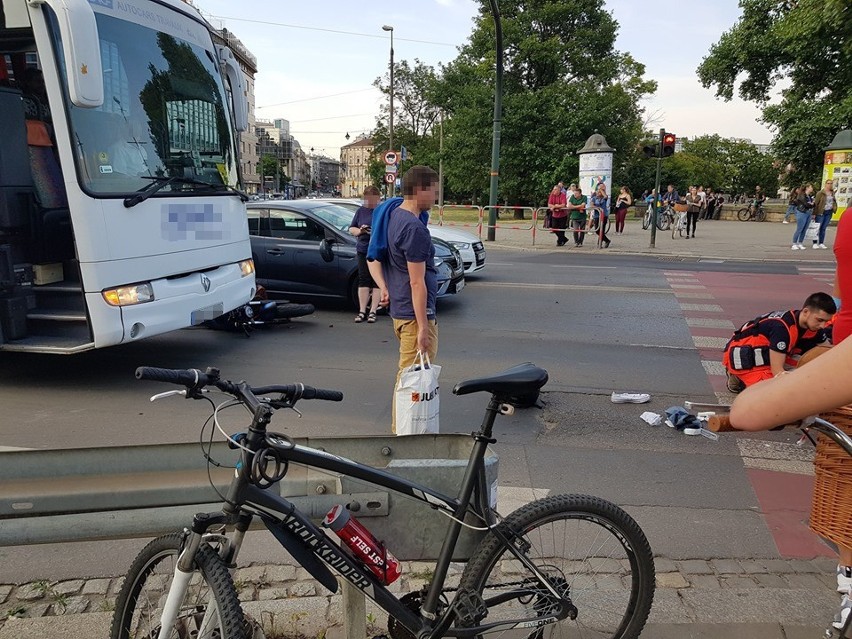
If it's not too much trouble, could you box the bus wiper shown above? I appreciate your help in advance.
[124,176,249,208]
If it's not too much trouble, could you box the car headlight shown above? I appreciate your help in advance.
[239,258,255,277]
[102,282,154,307]
[450,241,471,250]
[433,256,444,267]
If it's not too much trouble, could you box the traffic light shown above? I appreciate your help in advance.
[642,144,658,159]
[661,132,676,157]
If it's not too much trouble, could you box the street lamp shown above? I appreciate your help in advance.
[382,25,394,158]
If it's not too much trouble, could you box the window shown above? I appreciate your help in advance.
[268,210,325,241]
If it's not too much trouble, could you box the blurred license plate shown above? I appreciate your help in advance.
[191,303,223,325]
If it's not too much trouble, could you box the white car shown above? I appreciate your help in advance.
[315,199,486,275]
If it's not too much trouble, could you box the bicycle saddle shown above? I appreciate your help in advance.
[453,362,548,397]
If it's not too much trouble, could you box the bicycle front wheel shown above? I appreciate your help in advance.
[458,494,654,639]
[657,214,670,231]
[737,208,751,221]
[110,533,246,639]
[756,208,767,222]
[641,210,651,230]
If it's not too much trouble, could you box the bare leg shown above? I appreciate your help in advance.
[368,288,380,314]
[357,287,370,313]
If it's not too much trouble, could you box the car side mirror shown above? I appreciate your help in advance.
[319,238,334,262]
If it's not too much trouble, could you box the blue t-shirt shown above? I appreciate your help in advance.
[384,205,437,320]
[350,206,374,255]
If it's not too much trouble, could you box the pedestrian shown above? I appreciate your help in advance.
[567,185,587,247]
[661,184,679,207]
[704,190,717,220]
[613,186,632,234]
[722,291,836,393]
[547,184,568,245]
[812,179,837,249]
[589,183,611,248]
[349,186,382,323]
[367,165,440,433]
[783,187,800,224]
[791,183,815,250]
[684,186,702,238]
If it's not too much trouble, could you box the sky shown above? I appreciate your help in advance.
[193,0,774,158]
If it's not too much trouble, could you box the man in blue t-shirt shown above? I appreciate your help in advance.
[368,165,440,432]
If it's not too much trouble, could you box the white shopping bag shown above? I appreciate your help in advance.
[395,351,440,436]
[805,221,819,241]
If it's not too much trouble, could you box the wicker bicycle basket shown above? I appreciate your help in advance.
[810,406,852,548]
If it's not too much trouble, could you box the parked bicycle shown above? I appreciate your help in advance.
[641,203,673,231]
[111,364,655,639]
[737,202,767,222]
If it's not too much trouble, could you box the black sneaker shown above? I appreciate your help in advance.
[726,372,746,394]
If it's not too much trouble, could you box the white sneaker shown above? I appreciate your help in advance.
[819,244,829,249]
[838,565,852,593]
[792,245,800,250]
[812,244,819,249]
[798,244,806,249]
[834,593,852,629]
[782,220,789,224]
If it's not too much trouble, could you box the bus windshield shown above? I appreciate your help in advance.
[51,2,238,196]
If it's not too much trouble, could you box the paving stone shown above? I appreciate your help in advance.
[654,558,678,574]
[52,580,84,596]
[0,586,11,605]
[656,573,689,589]
[688,575,722,590]
[23,603,51,618]
[816,572,838,590]
[15,585,45,602]
[785,574,828,590]
[711,559,743,574]
[265,565,296,583]
[761,559,797,574]
[235,566,269,584]
[720,576,759,589]
[810,558,837,574]
[243,597,332,638]
[81,579,111,596]
[739,560,770,574]
[754,574,790,589]
[289,582,317,597]
[55,596,89,615]
[679,560,712,575]
[257,587,289,601]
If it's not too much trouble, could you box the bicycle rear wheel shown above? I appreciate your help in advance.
[737,208,751,221]
[110,533,246,639]
[641,209,651,230]
[657,214,670,231]
[458,494,654,639]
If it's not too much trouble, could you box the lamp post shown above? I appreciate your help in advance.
[382,25,394,160]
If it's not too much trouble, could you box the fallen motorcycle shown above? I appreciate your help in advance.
[204,287,314,336]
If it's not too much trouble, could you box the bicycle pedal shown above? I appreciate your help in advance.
[454,590,487,626]
[499,404,515,416]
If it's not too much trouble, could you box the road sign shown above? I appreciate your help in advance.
[383,151,398,165]
[384,173,395,184]
[385,165,397,173]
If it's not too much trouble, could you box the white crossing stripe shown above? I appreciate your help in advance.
[687,317,736,329]
[701,360,727,376]
[679,303,724,312]
[737,440,815,476]
[670,284,706,289]
[693,336,729,349]
[663,271,693,276]
[673,291,715,299]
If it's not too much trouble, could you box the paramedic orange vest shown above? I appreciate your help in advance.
[723,310,799,371]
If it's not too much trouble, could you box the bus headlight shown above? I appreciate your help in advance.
[239,258,255,277]
[102,283,155,307]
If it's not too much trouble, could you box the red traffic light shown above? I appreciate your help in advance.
[661,133,676,157]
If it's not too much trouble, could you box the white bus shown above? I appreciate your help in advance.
[0,0,255,353]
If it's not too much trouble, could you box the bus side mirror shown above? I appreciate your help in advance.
[32,0,104,108]
[216,45,248,132]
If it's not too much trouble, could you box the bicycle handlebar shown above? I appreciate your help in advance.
[804,417,852,458]
[134,366,344,403]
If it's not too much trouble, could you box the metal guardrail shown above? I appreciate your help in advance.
[0,435,498,561]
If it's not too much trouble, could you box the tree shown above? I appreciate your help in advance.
[259,154,288,191]
[434,0,657,207]
[697,0,852,185]
[373,60,442,140]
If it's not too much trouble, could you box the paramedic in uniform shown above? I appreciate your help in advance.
[723,292,836,393]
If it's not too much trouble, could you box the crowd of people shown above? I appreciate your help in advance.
[544,181,634,247]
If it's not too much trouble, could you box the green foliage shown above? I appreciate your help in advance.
[698,0,852,184]
[259,155,289,191]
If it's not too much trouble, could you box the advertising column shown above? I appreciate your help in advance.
[577,133,615,208]
[823,129,852,221]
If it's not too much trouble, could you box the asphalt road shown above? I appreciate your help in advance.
[0,248,816,582]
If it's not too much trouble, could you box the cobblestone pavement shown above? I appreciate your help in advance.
[0,556,843,637]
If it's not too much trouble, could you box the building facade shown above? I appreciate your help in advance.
[340,136,375,198]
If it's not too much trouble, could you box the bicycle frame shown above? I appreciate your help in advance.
[159,397,567,639]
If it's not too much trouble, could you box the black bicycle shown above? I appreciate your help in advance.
[110,364,655,639]
[737,202,767,222]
